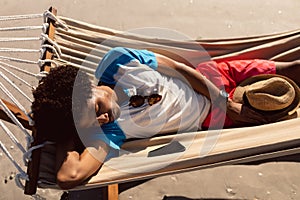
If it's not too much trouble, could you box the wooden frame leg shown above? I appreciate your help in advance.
[103,184,119,200]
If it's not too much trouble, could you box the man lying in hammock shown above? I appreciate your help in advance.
[31,47,300,189]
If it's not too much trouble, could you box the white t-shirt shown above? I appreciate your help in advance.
[115,59,210,139]
[95,47,210,148]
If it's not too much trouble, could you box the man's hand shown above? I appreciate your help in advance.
[226,99,269,127]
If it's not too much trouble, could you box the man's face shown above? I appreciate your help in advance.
[78,85,120,128]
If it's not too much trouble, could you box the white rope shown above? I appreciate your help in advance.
[26,110,34,127]
[23,141,55,164]
[22,143,44,165]
[56,58,96,75]
[0,140,28,190]
[0,120,26,153]
[0,80,31,111]
[2,124,31,187]
[41,44,61,58]
[35,71,48,81]
[42,23,49,34]
[0,81,34,131]
[15,141,54,190]
[0,13,43,21]
[0,47,40,53]
[0,55,38,64]
[41,33,62,56]
[0,37,41,42]
[0,62,34,89]
[0,99,32,147]
[15,173,28,190]
[60,53,98,72]
[0,25,43,32]
[0,61,36,77]
[37,59,59,69]
[0,71,33,103]
[43,10,69,31]
[0,140,28,175]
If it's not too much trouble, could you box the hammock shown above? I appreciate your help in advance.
[0,7,300,199]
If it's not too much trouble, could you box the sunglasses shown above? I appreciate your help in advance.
[129,94,162,107]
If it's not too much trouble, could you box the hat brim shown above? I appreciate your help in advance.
[233,74,300,121]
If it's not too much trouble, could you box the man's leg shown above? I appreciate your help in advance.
[275,60,300,86]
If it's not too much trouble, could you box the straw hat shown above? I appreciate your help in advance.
[233,74,300,121]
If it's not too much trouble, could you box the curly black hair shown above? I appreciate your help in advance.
[31,65,92,144]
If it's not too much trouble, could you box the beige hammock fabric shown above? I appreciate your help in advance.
[39,117,300,190]
[36,15,300,190]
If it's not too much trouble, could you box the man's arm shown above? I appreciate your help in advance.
[155,53,220,102]
[56,140,109,189]
[154,53,268,126]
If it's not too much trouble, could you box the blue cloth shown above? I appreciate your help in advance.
[85,121,126,150]
[100,121,126,149]
[94,47,158,149]
[95,47,158,85]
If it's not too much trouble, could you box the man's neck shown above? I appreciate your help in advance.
[114,85,129,105]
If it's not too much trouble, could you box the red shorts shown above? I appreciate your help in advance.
[196,59,276,129]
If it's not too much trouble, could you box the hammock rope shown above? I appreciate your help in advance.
[0,70,33,103]
[0,99,32,146]
[43,10,68,31]
[0,120,26,154]
[0,26,44,32]
[0,11,68,194]
[0,62,35,89]
[0,119,29,169]
[0,55,39,65]
[0,13,43,21]
[0,37,41,42]
[23,141,54,165]
[37,59,59,68]
[40,33,62,57]
[41,44,61,59]
[0,61,37,79]
[35,71,48,81]
[0,140,28,188]
[0,81,29,114]
[0,47,40,53]
[0,9,101,187]
[0,10,60,195]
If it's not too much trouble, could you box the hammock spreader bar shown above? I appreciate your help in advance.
[24,7,57,196]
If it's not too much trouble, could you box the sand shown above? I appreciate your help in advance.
[0,0,300,199]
